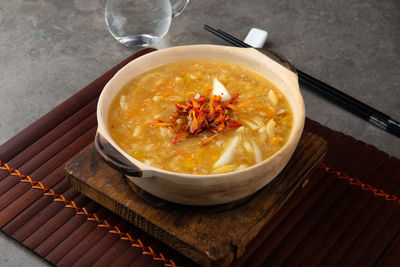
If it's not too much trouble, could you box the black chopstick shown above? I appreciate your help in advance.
[203,25,400,138]
[204,25,252,48]
[206,26,393,120]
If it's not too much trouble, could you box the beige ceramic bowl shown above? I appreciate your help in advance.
[96,45,305,206]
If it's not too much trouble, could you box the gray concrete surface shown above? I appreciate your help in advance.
[0,0,399,265]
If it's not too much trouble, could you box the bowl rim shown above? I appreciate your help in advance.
[97,44,305,179]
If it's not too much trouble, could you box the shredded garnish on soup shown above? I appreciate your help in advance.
[108,60,293,175]
[151,94,242,145]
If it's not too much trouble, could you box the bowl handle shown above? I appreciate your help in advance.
[95,133,153,178]
[255,48,297,74]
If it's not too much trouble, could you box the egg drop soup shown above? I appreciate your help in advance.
[108,60,293,174]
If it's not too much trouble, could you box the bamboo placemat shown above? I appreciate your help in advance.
[0,48,399,266]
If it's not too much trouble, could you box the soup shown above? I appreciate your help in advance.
[108,60,292,174]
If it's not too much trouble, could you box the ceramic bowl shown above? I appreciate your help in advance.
[95,45,305,206]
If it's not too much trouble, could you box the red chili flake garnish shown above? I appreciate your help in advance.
[151,94,242,145]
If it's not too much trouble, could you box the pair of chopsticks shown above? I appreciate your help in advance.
[204,25,400,138]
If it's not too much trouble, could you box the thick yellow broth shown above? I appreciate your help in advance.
[108,60,293,174]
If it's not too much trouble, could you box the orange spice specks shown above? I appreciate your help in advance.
[202,133,219,145]
[237,95,258,105]
[151,120,174,127]
[205,88,213,95]
[225,104,238,111]
[189,110,200,133]
[172,130,188,145]
[154,81,172,88]
[192,170,201,175]
[239,104,272,114]
[269,136,280,146]
[175,152,193,159]
[230,93,240,103]
[151,94,242,145]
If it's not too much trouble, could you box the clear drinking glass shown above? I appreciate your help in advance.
[105,0,189,47]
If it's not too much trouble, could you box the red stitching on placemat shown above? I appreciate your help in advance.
[0,160,179,267]
[320,162,400,204]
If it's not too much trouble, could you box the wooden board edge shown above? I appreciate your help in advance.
[234,133,327,258]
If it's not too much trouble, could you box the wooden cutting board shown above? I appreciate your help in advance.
[65,132,326,266]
